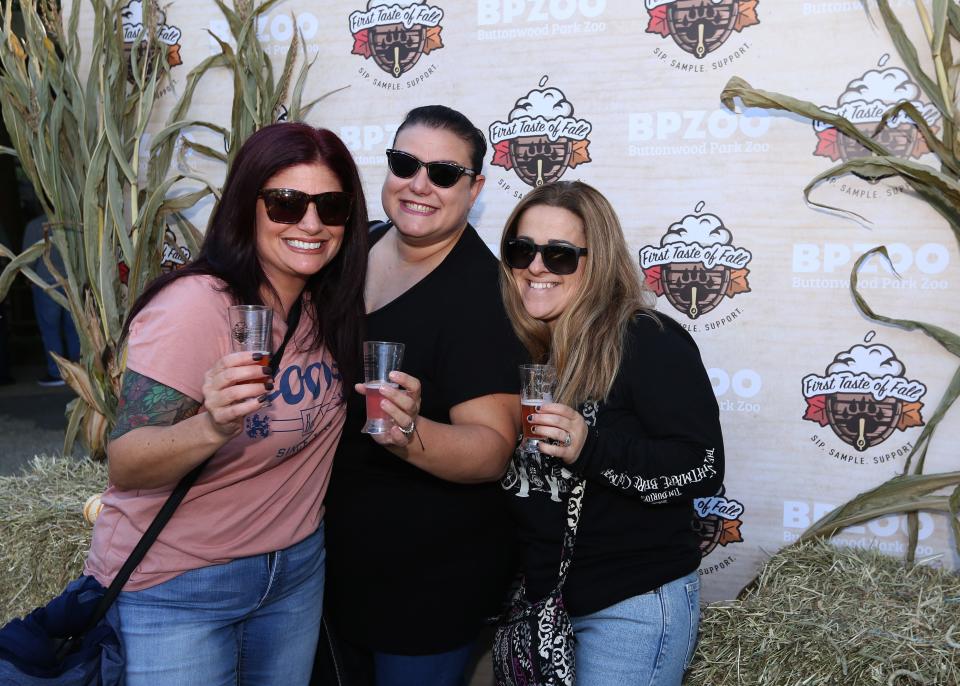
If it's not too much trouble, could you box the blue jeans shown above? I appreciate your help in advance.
[373,641,475,686]
[116,523,325,686]
[570,571,700,686]
[31,283,80,377]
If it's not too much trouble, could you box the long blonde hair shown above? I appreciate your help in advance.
[499,181,656,406]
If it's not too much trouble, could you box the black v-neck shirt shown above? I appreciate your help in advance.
[324,223,525,654]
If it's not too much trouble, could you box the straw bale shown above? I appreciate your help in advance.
[686,540,960,685]
[0,456,105,623]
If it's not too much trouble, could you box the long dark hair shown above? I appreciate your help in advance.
[123,123,369,386]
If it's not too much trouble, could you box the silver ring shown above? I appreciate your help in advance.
[563,432,572,447]
[399,420,416,437]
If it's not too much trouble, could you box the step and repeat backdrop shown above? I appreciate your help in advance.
[79,0,959,600]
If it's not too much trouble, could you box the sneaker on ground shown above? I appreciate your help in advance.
[37,375,66,387]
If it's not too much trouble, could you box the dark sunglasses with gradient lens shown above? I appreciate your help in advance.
[503,237,588,276]
[385,149,477,188]
[258,189,353,225]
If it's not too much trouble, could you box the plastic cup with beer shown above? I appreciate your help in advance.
[229,304,274,405]
[520,364,556,451]
[362,341,405,434]
[228,305,274,361]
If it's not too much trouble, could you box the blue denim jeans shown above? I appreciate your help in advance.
[31,283,80,378]
[116,523,325,686]
[570,571,700,686]
[373,641,475,686]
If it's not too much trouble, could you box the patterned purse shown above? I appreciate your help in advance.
[493,479,585,686]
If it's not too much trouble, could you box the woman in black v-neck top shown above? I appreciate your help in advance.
[320,106,525,686]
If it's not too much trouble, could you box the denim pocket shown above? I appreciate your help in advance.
[683,575,701,669]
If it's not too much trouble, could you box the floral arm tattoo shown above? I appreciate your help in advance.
[110,370,202,440]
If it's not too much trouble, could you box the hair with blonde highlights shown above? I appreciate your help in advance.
[499,181,657,406]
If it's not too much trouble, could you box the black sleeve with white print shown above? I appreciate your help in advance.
[567,312,724,505]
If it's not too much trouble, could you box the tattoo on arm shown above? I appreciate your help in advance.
[110,370,201,440]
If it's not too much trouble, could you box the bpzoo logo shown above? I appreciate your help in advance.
[349,1,444,78]
[645,0,759,61]
[801,333,926,457]
[813,56,940,175]
[489,76,592,189]
[640,202,751,321]
[120,0,183,83]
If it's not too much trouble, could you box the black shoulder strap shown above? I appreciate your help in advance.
[74,294,305,647]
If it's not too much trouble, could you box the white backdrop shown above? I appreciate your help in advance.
[79,0,960,601]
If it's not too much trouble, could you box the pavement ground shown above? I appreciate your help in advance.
[0,362,78,475]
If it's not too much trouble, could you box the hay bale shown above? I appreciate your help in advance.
[687,540,960,685]
[0,456,106,623]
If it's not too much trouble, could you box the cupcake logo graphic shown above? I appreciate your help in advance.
[813,56,940,172]
[348,1,444,78]
[639,202,751,319]
[645,0,759,59]
[489,76,593,188]
[693,487,744,557]
[802,333,926,452]
[120,0,183,82]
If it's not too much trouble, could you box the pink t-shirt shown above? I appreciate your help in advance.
[84,275,345,590]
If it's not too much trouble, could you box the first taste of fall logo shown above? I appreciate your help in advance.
[120,0,183,85]
[640,202,751,321]
[813,55,940,171]
[349,1,444,78]
[802,333,926,453]
[645,0,759,59]
[489,76,592,189]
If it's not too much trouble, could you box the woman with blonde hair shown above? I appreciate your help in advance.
[497,180,724,685]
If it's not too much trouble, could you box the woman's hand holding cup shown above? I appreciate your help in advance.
[527,402,588,465]
[356,370,422,447]
[202,350,275,439]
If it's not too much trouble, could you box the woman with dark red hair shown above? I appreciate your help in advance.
[83,122,369,685]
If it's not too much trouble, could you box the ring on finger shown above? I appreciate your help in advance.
[563,432,572,448]
[399,419,416,437]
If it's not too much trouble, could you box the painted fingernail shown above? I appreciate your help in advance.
[263,382,274,391]
[263,367,275,377]
[526,414,533,421]
[257,393,269,403]
[535,405,541,412]
[252,352,264,361]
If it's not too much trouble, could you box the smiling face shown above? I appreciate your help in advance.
[256,162,346,303]
[511,204,587,328]
[381,124,484,244]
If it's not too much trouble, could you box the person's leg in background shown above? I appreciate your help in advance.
[31,283,66,385]
[570,571,700,686]
[373,641,476,686]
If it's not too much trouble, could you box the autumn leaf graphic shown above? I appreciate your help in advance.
[645,5,670,37]
[897,401,925,430]
[804,395,829,427]
[351,29,372,58]
[423,26,443,53]
[568,139,591,168]
[718,518,743,546]
[735,0,760,32]
[726,268,751,296]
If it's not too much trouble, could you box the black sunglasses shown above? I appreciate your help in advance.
[258,188,353,225]
[503,238,588,276]
[385,149,477,188]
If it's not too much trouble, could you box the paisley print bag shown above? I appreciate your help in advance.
[493,479,585,686]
